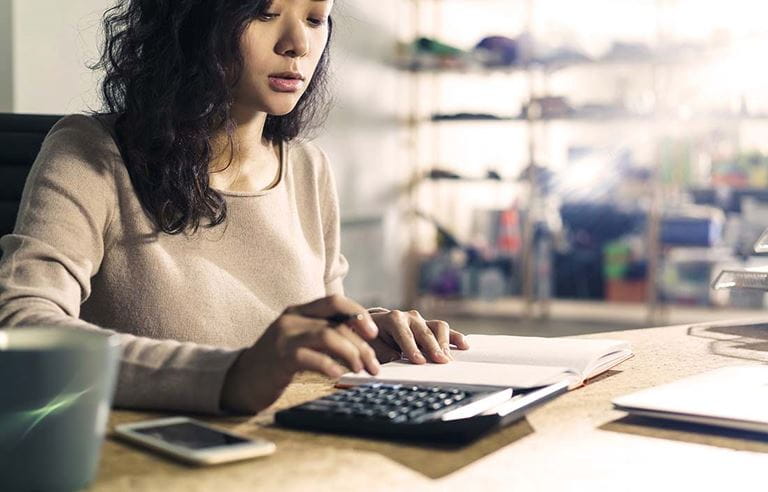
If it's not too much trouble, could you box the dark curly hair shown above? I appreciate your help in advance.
[94,0,333,234]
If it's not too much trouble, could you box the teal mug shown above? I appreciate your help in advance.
[0,327,121,491]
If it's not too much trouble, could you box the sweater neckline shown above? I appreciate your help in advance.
[214,141,286,198]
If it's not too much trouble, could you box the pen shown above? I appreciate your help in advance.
[326,312,365,326]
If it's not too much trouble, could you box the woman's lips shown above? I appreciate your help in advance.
[268,76,304,92]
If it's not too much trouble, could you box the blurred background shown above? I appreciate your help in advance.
[4,0,768,335]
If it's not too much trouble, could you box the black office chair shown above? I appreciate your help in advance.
[0,113,63,237]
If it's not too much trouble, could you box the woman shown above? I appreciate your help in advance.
[0,0,469,414]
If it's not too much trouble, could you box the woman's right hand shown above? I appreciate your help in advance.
[220,295,381,414]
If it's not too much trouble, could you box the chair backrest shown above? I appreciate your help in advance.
[0,113,63,237]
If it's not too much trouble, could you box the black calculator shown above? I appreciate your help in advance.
[275,381,568,442]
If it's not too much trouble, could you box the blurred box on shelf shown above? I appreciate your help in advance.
[603,242,632,280]
[605,279,647,303]
[395,37,475,71]
[520,96,573,119]
[473,34,531,67]
[712,151,768,189]
[603,238,647,303]
[689,186,768,214]
[661,247,736,306]
[660,206,724,247]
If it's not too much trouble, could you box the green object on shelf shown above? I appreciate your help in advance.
[603,242,631,279]
[415,37,465,57]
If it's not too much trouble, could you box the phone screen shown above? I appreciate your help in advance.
[134,422,252,449]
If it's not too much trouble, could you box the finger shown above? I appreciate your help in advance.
[293,347,347,379]
[371,316,397,346]
[290,326,365,373]
[427,320,451,354]
[449,329,470,350]
[287,295,378,339]
[335,324,380,375]
[379,311,426,364]
[368,338,401,363]
[409,314,450,364]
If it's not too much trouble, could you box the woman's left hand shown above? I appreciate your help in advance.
[367,310,470,364]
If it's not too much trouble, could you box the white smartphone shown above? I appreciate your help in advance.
[113,416,276,465]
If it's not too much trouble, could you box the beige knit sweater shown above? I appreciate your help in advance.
[0,115,349,413]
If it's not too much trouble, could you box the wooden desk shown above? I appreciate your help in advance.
[92,320,768,491]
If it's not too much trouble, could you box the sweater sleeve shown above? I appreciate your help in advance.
[316,147,349,297]
[0,115,240,414]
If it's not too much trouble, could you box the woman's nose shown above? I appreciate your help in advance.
[275,19,309,58]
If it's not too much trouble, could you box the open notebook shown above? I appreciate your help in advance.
[340,334,633,389]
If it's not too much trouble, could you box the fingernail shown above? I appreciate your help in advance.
[412,351,426,363]
[367,321,378,337]
[432,350,447,362]
[443,346,453,360]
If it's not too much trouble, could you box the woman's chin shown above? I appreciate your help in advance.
[268,108,295,117]
[264,99,300,117]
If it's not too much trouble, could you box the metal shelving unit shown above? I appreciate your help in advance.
[401,0,768,322]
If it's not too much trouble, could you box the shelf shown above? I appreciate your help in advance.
[402,0,767,319]
[428,113,648,123]
[421,114,768,125]
[395,49,726,76]
[421,176,518,184]
[414,169,521,185]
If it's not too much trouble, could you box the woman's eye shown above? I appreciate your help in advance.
[307,17,328,27]
[258,13,278,21]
